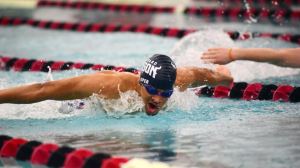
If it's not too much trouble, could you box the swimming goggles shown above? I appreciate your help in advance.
[142,84,173,98]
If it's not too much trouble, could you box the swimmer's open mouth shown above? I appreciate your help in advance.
[146,102,159,116]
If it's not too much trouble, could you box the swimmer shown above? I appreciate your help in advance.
[0,54,233,116]
[201,48,300,68]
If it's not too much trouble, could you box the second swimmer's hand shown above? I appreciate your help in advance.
[201,48,233,65]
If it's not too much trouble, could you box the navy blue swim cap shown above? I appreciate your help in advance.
[140,54,177,90]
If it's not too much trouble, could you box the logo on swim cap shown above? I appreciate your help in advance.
[143,59,162,78]
[140,54,177,90]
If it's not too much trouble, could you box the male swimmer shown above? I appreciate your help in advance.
[0,54,233,116]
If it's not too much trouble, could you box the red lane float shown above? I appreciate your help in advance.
[0,17,299,45]
[30,143,59,165]
[0,138,28,158]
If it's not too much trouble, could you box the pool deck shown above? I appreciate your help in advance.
[0,0,37,8]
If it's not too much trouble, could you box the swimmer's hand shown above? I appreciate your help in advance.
[201,48,233,65]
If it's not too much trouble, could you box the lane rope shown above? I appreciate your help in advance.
[0,135,171,168]
[36,0,300,24]
[0,17,299,45]
[0,55,139,74]
[192,0,300,6]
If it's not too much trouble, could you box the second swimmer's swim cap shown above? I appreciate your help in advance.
[140,54,177,90]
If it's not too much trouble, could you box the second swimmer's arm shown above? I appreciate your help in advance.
[233,48,300,68]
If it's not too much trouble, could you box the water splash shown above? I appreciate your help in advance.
[170,30,235,68]
[243,0,258,24]
[46,66,53,81]
[166,88,199,113]
[88,91,144,117]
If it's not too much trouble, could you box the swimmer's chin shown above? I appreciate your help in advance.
[145,103,160,116]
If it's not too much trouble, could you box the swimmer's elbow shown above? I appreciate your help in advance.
[209,72,233,87]
[223,76,234,87]
[24,83,48,103]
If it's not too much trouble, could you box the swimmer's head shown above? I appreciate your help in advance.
[139,54,177,116]
[140,54,177,91]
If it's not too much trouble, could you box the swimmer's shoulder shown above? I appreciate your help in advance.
[97,70,139,90]
[94,70,139,80]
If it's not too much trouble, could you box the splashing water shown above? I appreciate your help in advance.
[243,0,258,24]
[170,30,235,68]
[166,88,200,113]
[46,66,54,81]
[89,91,144,117]
[170,30,300,82]
[84,88,200,117]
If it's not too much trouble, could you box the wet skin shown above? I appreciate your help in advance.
[0,67,233,116]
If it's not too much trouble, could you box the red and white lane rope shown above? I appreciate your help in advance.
[0,17,299,45]
[192,0,300,6]
[36,0,300,23]
[0,55,139,73]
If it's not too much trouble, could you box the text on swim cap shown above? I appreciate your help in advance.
[143,60,161,78]
[140,77,149,84]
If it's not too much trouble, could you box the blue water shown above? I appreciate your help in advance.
[0,25,300,168]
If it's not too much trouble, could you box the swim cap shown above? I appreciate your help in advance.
[140,54,177,90]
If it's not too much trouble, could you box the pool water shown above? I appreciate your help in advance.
[1,6,300,168]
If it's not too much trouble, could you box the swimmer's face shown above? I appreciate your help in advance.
[140,83,173,116]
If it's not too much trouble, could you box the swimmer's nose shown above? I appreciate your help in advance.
[151,95,164,104]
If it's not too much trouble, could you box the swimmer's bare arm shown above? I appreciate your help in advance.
[202,48,300,68]
[0,73,118,104]
[175,67,233,91]
[233,48,300,67]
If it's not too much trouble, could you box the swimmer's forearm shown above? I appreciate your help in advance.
[234,48,280,62]
[0,75,102,104]
[0,83,47,104]
[233,48,300,67]
[175,67,233,90]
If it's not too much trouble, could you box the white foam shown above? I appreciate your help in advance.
[0,100,83,120]
[89,91,144,117]
[170,30,234,68]
[166,88,200,113]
